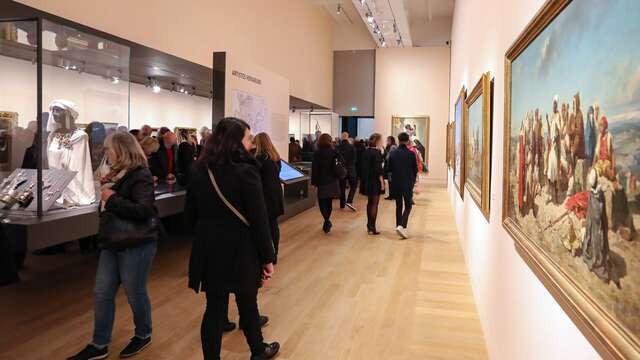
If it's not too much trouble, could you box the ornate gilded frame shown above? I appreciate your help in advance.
[453,87,466,198]
[446,122,452,168]
[391,115,430,168]
[502,0,639,357]
[465,72,491,220]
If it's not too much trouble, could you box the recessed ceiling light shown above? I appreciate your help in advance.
[366,13,374,23]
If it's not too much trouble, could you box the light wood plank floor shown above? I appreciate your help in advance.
[0,182,487,359]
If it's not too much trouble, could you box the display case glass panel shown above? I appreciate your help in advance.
[0,17,131,217]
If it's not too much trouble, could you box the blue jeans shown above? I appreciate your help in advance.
[92,241,157,347]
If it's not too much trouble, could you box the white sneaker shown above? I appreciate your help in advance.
[396,226,408,239]
[346,203,357,212]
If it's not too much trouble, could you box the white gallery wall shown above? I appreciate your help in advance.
[449,0,599,358]
[375,46,450,182]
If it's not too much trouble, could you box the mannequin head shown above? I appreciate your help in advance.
[48,99,78,131]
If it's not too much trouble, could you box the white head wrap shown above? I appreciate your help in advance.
[48,99,79,131]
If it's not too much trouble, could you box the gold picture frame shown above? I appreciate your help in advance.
[465,72,492,220]
[391,115,430,171]
[446,122,452,168]
[453,87,466,198]
[503,0,639,358]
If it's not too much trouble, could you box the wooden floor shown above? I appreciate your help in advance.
[0,182,487,360]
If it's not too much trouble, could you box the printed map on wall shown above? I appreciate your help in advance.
[231,89,268,134]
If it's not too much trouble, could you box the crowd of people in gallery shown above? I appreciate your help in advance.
[0,116,427,360]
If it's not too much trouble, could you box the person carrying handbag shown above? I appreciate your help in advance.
[185,117,279,360]
[68,132,159,360]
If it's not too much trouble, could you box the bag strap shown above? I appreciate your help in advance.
[207,168,250,227]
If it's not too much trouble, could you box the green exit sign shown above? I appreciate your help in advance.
[350,106,358,112]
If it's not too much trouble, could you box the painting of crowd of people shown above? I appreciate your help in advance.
[506,0,640,344]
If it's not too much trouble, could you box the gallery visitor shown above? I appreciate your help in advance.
[359,133,385,235]
[386,132,419,239]
[311,133,342,233]
[185,117,279,360]
[336,132,358,211]
[68,132,159,360]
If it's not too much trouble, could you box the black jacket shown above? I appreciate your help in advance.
[104,166,156,221]
[149,141,177,180]
[100,166,158,249]
[385,144,418,195]
[177,142,196,186]
[256,155,285,219]
[311,148,339,187]
[336,140,357,177]
[359,147,384,196]
[186,160,275,294]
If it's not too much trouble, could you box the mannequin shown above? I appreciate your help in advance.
[47,99,96,206]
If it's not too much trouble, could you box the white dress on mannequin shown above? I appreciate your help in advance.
[48,129,96,206]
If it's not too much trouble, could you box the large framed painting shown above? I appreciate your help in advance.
[446,122,453,168]
[465,72,492,219]
[503,0,640,357]
[453,88,466,197]
[392,115,430,172]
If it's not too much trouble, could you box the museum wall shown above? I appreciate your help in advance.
[16,0,334,108]
[448,0,599,358]
[223,52,290,158]
[333,50,375,117]
[0,55,211,132]
[374,46,450,182]
[129,85,211,131]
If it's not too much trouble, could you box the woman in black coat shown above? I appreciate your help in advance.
[311,133,341,233]
[185,117,279,360]
[360,133,385,235]
[253,132,285,264]
[68,132,158,360]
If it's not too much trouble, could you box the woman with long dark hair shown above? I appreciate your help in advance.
[185,117,279,360]
[360,133,385,235]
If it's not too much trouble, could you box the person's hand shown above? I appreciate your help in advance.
[262,263,274,286]
[166,173,176,185]
[101,188,115,202]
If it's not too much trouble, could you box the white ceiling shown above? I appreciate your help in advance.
[314,0,453,48]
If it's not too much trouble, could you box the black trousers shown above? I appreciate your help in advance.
[269,216,280,264]
[318,197,333,221]
[201,291,264,359]
[395,189,413,228]
[339,176,357,208]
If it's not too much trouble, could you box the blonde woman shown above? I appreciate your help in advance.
[253,132,285,263]
[68,132,158,360]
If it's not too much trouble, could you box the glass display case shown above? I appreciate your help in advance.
[0,17,130,218]
[292,111,339,142]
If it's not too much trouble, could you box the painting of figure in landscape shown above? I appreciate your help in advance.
[506,0,640,345]
[466,98,483,194]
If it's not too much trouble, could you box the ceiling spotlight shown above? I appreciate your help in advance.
[374,26,380,34]
[360,0,365,5]
[381,39,387,48]
[366,13,374,23]
[396,38,402,46]
[111,76,120,84]
[152,84,161,93]
[337,4,342,14]
[170,82,177,93]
